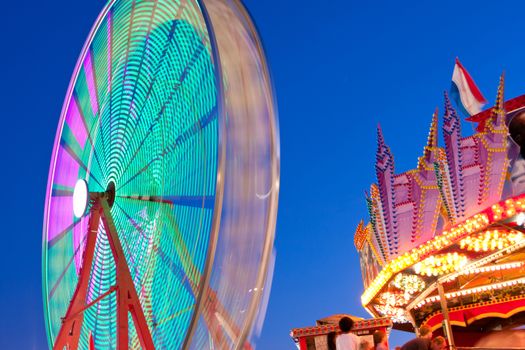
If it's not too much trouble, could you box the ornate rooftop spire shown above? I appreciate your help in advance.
[493,72,505,115]
[443,91,461,135]
[489,72,506,129]
[441,91,465,220]
[376,125,394,173]
[374,125,398,255]
[428,107,439,149]
[423,108,439,162]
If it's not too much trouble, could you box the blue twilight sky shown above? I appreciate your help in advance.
[2,0,525,348]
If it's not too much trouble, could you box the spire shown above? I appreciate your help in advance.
[444,91,452,114]
[489,72,506,129]
[377,124,385,152]
[374,124,397,255]
[427,107,439,149]
[419,108,440,167]
[442,90,465,218]
[493,71,505,116]
[443,91,461,135]
[376,124,394,173]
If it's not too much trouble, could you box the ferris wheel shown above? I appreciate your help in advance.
[42,0,279,348]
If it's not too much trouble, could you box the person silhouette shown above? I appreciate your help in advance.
[336,317,360,350]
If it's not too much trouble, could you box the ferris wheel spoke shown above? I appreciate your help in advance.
[117,194,174,205]
[151,304,194,328]
[60,141,104,189]
[49,235,88,298]
[85,48,101,120]
[118,40,213,184]
[112,202,173,287]
[117,194,214,209]
[116,89,183,185]
[153,244,194,290]
[121,18,179,131]
[161,206,203,290]
[114,201,194,291]
[114,1,158,136]
[119,228,142,282]
[51,184,74,197]
[116,200,205,294]
[48,219,82,248]
[113,202,151,242]
[116,198,204,290]
[118,105,218,191]
[98,111,110,180]
[71,92,109,184]
[108,0,138,165]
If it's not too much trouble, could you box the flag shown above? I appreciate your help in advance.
[450,57,487,116]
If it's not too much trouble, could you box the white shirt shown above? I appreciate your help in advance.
[336,332,359,350]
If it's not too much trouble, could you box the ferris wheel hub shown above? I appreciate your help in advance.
[105,181,116,209]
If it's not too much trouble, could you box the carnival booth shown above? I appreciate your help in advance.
[354,67,525,348]
[290,315,392,350]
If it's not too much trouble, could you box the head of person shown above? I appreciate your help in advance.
[360,339,372,350]
[509,111,525,154]
[373,329,387,346]
[430,336,447,350]
[339,316,355,334]
[418,325,432,339]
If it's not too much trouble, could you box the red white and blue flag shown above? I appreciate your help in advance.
[450,58,487,116]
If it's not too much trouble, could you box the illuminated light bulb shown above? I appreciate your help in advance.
[73,179,89,218]
[517,212,525,226]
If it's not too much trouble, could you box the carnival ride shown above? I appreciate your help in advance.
[42,0,279,348]
[354,74,525,347]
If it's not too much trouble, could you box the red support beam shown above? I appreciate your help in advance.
[53,202,102,350]
[54,192,253,349]
[100,198,155,350]
[53,195,155,350]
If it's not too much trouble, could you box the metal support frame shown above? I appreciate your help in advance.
[437,282,456,349]
[53,191,253,350]
[53,193,155,350]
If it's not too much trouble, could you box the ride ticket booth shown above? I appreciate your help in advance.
[290,315,392,350]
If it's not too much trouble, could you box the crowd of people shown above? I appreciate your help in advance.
[328,317,447,350]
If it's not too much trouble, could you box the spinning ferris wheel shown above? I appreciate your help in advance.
[42,0,279,348]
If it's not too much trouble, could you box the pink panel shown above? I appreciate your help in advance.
[53,146,80,188]
[65,98,88,149]
[47,196,74,243]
